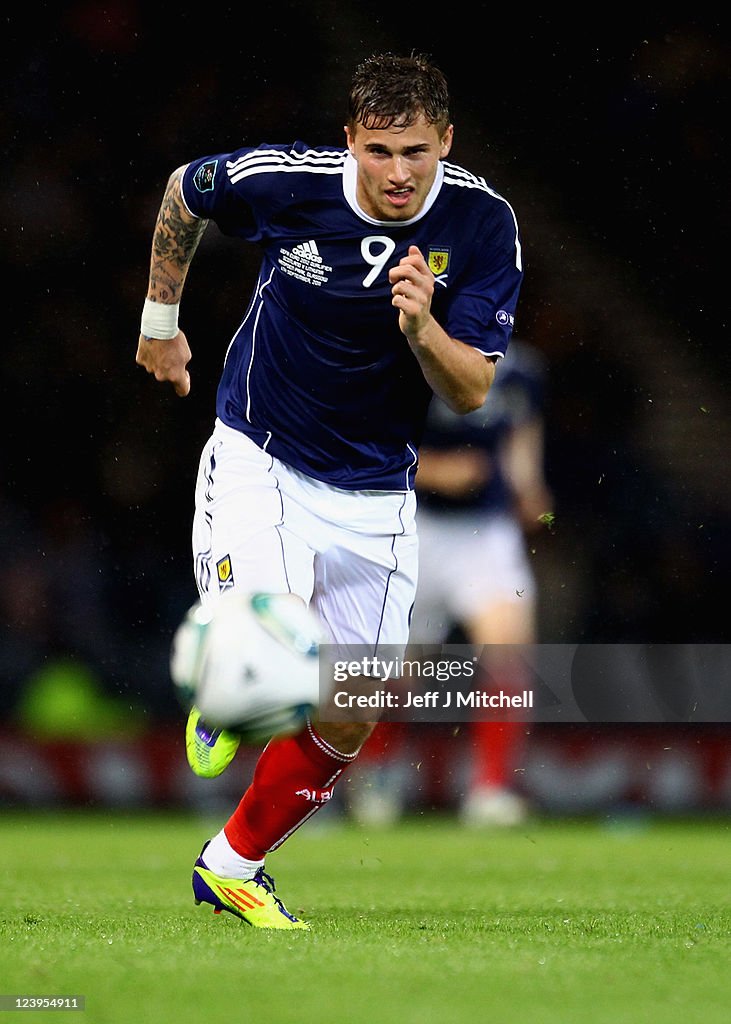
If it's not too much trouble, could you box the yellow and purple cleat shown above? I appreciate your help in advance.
[192,844,309,930]
[185,707,240,778]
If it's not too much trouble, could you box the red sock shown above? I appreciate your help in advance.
[469,720,525,789]
[224,720,357,860]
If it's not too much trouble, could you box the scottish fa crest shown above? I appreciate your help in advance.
[216,554,235,590]
[427,247,450,275]
[427,247,450,287]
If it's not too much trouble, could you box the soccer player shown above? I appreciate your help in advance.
[417,339,552,826]
[348,339,552,827]
[135,53,523,929]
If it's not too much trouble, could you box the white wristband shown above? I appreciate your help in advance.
[140,299,180,340]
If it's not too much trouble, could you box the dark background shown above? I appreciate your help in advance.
[1,4,728,723]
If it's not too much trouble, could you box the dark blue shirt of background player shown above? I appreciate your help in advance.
[417,339,547,514]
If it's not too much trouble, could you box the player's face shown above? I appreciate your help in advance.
[346,115,453,222]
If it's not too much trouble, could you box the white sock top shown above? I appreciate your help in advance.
[202,829,264,880]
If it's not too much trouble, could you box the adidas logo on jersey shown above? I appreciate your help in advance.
[290,240,322,263]
[278,239,332,286]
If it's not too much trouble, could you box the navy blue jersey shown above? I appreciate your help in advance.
[181,142,523,491]
[417,339,547,514]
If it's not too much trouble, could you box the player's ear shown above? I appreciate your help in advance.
[344,124,356,156]
[439,124,454,159]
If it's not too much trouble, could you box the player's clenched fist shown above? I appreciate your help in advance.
[389,245,435,338]
[136,331,192,397]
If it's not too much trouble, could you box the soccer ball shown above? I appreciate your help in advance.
[170,591,323,743]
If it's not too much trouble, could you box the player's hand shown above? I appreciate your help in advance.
[516,486,555,534]
[389,245,434,339]
[135,330,192,397]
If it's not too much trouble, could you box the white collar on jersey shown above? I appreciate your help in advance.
[342,152,445,226]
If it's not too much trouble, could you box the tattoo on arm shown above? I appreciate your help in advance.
[148,167,209,303]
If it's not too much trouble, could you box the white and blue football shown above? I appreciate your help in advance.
[170,591,323,743]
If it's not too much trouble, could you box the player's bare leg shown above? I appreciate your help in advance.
[461,599,534,826]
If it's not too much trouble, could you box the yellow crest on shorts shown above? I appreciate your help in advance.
[427,248,450,275]
[216,555,234,589]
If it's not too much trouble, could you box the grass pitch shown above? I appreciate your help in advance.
[0,809,729,1024]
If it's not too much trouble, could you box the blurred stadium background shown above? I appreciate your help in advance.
[1,5,729,817]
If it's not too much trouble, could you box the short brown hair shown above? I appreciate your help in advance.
[347,52,451,135]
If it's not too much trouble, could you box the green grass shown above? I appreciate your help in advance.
[0,810,729,1023]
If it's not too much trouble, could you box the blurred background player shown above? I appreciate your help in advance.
[348,338,552,826]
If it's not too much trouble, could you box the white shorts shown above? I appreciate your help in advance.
[409,507,536,644]
[192,420,418,653]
